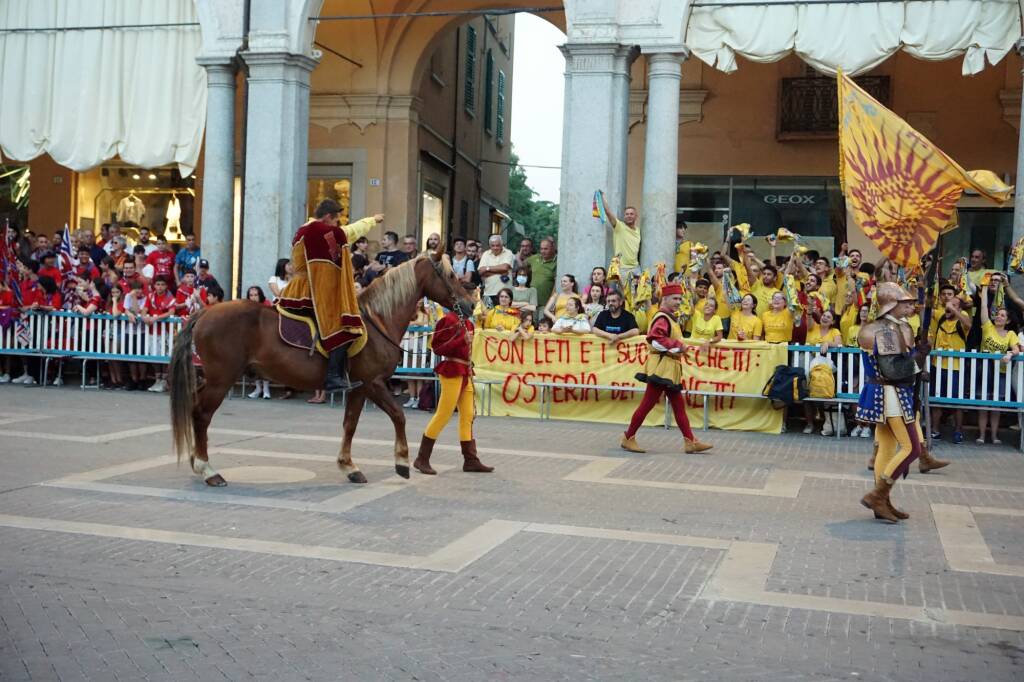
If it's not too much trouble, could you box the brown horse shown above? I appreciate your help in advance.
[168,250,475,486]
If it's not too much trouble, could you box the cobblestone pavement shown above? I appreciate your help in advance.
[2,387,1023,681]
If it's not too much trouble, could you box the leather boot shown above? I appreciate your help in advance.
[413,435,437,475]
[684,437,713,454]
[918,447,950,473]
[324,347,362,393]
[886,496,910,520]
[461,440,493,472]
[620,434,645,453]
[861,479,899,523]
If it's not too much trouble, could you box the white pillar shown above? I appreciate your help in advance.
[640,52,684,270]
[239,51,318,293]
[556,43,635,281]
[1013,39,1024,246]
[196,58,236,296]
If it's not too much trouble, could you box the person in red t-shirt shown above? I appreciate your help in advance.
[36,252,63,286]
[72,248,100,282]
[145,236,176,281]
[143,276,176,392]
[36,276,63,311]
[119,260,148,297]
[174,270,208,318]
[412,291,493,476]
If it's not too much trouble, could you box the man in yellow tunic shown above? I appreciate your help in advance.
[277,199,383,392]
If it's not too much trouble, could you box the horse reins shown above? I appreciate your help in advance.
[361,257,466,355]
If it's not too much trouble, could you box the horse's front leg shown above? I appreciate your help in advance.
[364,379,410,479]
[338,389,368,484]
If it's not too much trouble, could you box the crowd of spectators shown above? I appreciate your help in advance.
[1,223,220,391]
[5,215,1022,445]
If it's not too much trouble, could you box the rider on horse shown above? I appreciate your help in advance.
[276,199,384,392]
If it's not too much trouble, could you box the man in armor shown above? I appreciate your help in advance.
[856,282,932,522]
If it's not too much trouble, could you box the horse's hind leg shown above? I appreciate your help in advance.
[192,375,233,487]
[338,389,368,484]
[363,379,410,479]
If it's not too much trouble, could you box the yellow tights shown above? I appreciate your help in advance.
[424,375,475,441]
[873,417,921,483]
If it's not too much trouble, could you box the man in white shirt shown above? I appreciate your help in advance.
[477,234,515,304]
[450,236,476,284]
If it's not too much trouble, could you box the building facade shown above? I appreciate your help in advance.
[2,0,1021,295]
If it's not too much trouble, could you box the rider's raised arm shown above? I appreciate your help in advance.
[341,214,385,243]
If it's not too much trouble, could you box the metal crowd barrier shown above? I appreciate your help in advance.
[3,312,1023,448]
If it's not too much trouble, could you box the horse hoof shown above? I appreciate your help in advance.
[348,471,368,484]
[205,474,227,487]
[395,464,410,479]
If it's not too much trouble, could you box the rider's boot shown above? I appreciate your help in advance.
[324,346,362,392]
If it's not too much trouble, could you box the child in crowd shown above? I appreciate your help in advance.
[535,318,552,334]
[510,310,534,343]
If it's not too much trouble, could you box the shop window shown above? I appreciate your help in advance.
[496,70,506,145]
[307,177,351,225]
[421,190,445,250]
[464,26,477,115]
[88,166,195,244]
[484,50,494,134]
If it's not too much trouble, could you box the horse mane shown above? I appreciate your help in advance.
[359,254,435,319]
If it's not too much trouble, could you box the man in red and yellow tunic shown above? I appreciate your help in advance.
[413,294,493,475]
[277,200,383,392]
[621,282,713,454]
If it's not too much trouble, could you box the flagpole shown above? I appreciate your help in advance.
[919,233,943,449]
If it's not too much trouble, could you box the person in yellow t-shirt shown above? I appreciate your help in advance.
[928,294,971,443]
[977,285,1022,444]
[728,294,764,341]
[707,261,735,320]
[812,257,838,303]
[750,264,782,317]
[761,292,795,343]
[802,309,843,435]
[690,297,724,344]
[484,288,523,332]
[600,192,641,271]
[673,219,691,274]
[543,274,579,323]
[685,279,711,335]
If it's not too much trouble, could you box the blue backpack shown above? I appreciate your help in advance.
[762,365,809,408]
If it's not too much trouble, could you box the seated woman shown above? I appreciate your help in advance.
[483,288,521,332]
[551,296,591,335]
[760,292,795,344]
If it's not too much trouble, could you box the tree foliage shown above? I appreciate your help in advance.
[507,147,558,247]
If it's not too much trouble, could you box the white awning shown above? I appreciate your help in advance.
[0,0,206,175]
[685,0,1023,75]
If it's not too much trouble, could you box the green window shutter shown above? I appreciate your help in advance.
[464,26,477,115]
[496,70,506,144]
[484,50,494,133]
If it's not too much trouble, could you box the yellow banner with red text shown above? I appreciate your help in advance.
[471,332,785,433]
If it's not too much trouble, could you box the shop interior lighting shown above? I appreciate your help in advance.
[132,173,140,180]
[148,173,157,180]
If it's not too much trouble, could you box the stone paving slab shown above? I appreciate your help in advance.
[2,387,1024,680]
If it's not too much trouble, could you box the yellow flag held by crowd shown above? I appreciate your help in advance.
[837,71,1012,267]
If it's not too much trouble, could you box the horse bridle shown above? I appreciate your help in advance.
[361,256,468,354]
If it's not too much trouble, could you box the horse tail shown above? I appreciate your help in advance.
[169,309,203,464]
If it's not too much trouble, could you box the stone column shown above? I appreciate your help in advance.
[239,51,318,293]
[196,58,237,296]
[556,43,635,281]
[640,52,684,270]
[1013,39,1024,247]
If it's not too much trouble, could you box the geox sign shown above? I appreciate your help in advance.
[763,194,817,205]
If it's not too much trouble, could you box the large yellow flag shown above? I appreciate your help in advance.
[838,71,1012,267]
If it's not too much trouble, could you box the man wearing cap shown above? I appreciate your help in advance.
[277,199,384,392]
[620,282,712,454]
[855,282,937,523]
[195,259,218,291]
